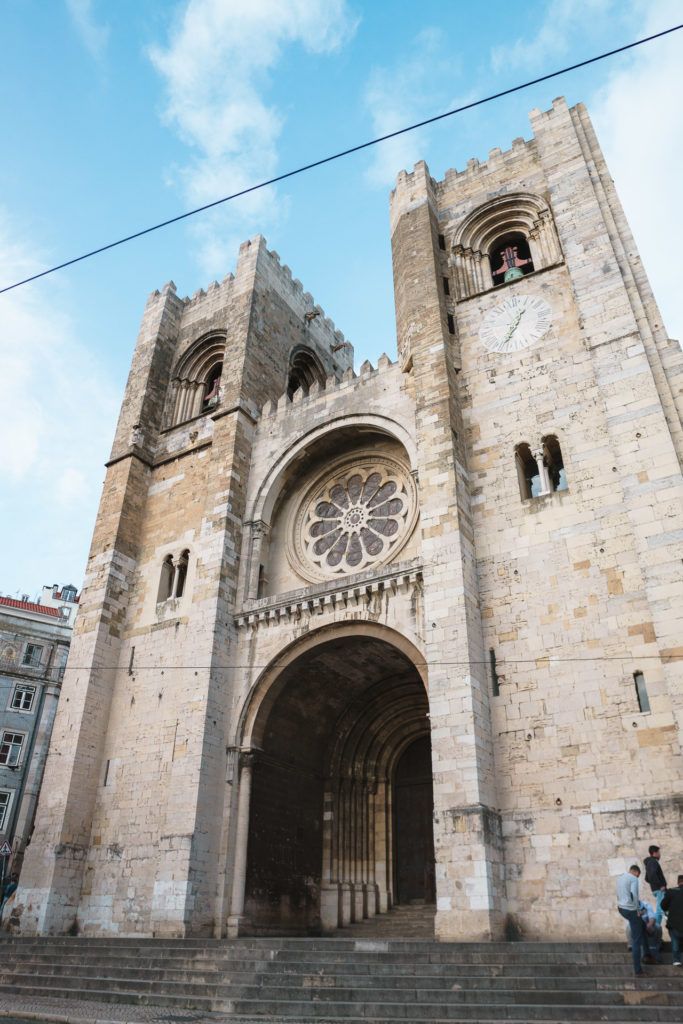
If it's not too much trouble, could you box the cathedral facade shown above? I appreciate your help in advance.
[18,98,683,941]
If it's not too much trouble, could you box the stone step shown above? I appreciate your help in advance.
[2,970,682,1006]
[0,982,681,1021]
[1,960,681,988]
[0,937,679,1022]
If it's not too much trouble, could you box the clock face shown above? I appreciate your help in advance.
[479,294,552,353]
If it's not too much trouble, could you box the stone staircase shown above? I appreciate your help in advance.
[0,930,681,1021]
[334,902,436,938]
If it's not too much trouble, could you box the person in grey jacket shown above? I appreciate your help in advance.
[617,865,648,975]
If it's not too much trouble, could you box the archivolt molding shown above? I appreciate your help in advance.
[165,333,227,426]
[235,621,428,750]
[449,192,562,300]
[248,413,419,527]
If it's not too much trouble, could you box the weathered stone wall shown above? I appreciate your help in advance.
[389,96,683,939]
[19,99,683,943]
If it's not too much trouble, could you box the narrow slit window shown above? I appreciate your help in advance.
[442,276,450,296]
[447,314,455,335]
[438,233,446,251]
[634,672,650,713]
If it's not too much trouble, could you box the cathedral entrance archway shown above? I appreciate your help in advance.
[235,628,432,935]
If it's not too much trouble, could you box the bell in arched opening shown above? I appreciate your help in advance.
[490,233,534,284]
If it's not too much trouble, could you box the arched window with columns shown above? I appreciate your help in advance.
[166,334,226,427]
[515,435,568,501]
[286,346,325,399]
[449,192,562,301]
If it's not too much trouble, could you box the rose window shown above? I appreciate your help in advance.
[291,457,417,581]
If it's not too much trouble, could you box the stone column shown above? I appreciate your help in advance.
[227,751,255,937]
[532,447,552,495]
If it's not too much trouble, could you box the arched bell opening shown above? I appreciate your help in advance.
[239,633,431,936]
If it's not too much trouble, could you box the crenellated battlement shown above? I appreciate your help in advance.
[252,238,353,365]
[181,273,235,307]
[390,98,572,230]
[257,351,397,423]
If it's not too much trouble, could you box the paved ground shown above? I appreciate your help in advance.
[0,996,238,1024]
[0,996,367,1024]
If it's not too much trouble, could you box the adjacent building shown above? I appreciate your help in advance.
[17,98,683,940]
[0,586,79,872]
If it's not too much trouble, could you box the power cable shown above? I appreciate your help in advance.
[1,23,681,296]
[58,655,681,670]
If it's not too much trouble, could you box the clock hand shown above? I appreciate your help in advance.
[502,307,526,344]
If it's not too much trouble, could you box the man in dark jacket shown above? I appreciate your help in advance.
[661,874,683,966]
[644,845,667,926]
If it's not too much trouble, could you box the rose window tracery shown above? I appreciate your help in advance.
[290,456,417,581]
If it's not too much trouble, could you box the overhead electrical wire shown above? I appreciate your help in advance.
[1,23,681,296]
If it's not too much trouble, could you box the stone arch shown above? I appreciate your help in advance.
[250,415,419,527]
[286,345,325,399]
[238,621,427,748]
[229,623,433,935]
[244,416,419,599]
[450,192,562,299]
[166,332,226,425]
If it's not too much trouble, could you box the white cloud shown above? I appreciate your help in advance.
[363,29,465,189]
[148,0,358,274]
[0,214,119,595]
[66,0,110,60]
[591,0,682,343]
[491,0,614,72]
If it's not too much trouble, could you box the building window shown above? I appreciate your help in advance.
[0,732,25,768]
[174,550,189,598]
[167,334,226,427]
[21,644,43,668]
[634,671,650,713]
[542,435,568,492]
[11,685,36,713]
[515,443,541,499]
[515,437,568,501]
[490,232,534,284]
[201,363,222,412]
[61,585,77,602]
[0,791,12,831]
[157,555,175,603]
[450,192,562,301]
[286,347,325,400]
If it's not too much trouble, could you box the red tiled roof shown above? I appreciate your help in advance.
[0,596,61,617]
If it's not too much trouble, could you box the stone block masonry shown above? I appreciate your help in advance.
[16,99,683,943]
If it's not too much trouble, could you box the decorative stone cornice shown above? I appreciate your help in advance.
[235,561,423,630]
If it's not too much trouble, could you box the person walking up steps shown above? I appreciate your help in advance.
[617,865,648,976]
[644,845,667,927]
[661,873,683,967]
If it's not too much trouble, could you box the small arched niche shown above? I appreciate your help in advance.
[286,346,325,399]
[166,334,226,427]
[450,192,562,300]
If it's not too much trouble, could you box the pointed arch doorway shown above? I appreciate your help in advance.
[234,629,435,935]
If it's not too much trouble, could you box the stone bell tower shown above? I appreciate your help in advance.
[18,238,353,936]
[390,97,683,938]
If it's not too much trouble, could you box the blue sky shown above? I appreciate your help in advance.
[1,0,681,597]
